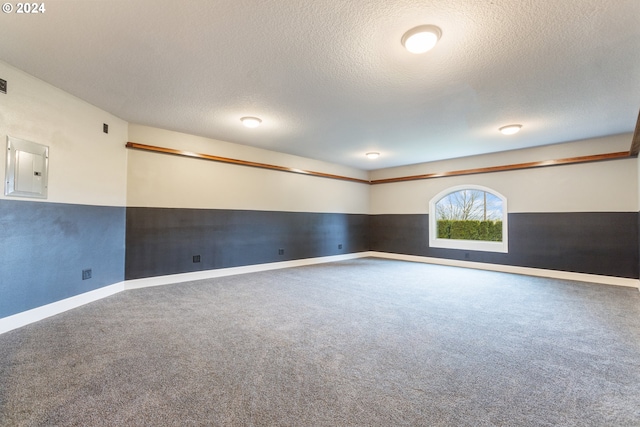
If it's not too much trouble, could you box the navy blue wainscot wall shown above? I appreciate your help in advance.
[125,207,369,280]
[369,212,639,279]
[0,199,125,318]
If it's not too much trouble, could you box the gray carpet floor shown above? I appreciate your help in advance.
[1,258,640,426]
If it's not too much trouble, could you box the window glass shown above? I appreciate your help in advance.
[435,189,503,242]
[429,186,508,253]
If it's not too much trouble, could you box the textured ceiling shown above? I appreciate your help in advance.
[0,0,638,170]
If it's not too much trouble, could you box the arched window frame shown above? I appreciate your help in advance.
[429,185,508,253]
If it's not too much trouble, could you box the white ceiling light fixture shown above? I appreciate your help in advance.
[499,124,523,135]
[366,152,380,159]
[241,116,262,128]
[401,25,442,54]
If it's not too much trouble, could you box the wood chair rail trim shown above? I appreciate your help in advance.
[370,151,632,184]
[126,142,633,186]
[125,142,371,184]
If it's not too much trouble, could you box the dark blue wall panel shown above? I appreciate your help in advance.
[125,208,370,280]
[3,203,638,320]
[0,199,125,318]
[369,212,639,279]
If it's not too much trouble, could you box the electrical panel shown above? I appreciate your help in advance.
[5,136,49,199]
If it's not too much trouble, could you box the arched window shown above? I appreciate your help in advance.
[429,185,508,253]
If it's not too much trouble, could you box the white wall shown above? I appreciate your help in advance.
[369,134,637,214]
[127,124,370,213]
[0,61,128,207]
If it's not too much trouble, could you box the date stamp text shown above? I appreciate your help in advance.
[3,3,46,13]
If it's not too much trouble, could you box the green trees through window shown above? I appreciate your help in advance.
[435,189,503,242]
[429,185,508,253]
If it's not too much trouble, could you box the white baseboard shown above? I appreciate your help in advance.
[2,251,637,335]
[0,254,369,335]
[0,281,125,335]
[125,252,370,290]
[367,251,640,289]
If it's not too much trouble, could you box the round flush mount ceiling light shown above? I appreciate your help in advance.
[366,152,380,159]
[401,25,442,54]
[241,117,262,128]
[499,124,523,135]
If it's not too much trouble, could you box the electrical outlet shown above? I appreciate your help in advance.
[338,244,343,249]
[103,123,109,134]
[0,78,6,94]
[82,269,92,280]
[278,249,284,255]
[193,255,201,263]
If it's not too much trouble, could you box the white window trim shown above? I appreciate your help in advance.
[428,184,508,253]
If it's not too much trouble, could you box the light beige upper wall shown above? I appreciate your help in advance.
[0,61,128,206]
[127,124,369,213]
[3,59,633,215]
[369,134,637,214]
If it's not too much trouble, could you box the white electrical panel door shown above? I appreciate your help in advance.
[5,136,49,198]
